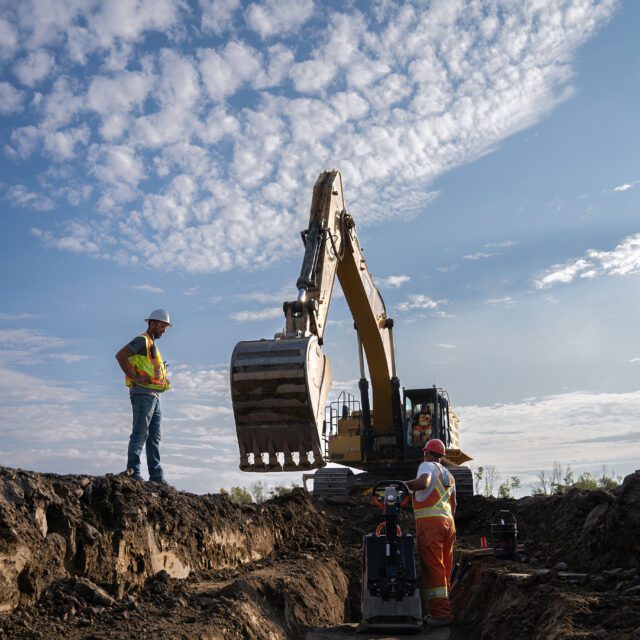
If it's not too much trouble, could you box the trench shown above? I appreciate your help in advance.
[0,468,639,639]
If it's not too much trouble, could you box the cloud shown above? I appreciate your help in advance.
[0,82,24,114]
[131,284,165,294]
[245,0,314,39]
[230,307,283,322]
[5,185,55,211]
[0,313,38,321]
[464,251,496,261]
[200,0,241,35]
[396,294,447,312]
[486,297,515,307]
[613,182,634,192]
[378,275,410,288]
[535,233,640,289]
[459,389,640,485]
[0,366,82,404]
[3,1,620,274]
[0,17,18,59]
[14,49,55,87]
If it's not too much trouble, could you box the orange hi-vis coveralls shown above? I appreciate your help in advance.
[412,461,456,620]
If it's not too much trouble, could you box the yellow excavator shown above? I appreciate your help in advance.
[230,170,473,496]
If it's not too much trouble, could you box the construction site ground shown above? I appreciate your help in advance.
[0,465,639,640]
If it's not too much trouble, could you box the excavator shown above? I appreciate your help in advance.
[230,170,473,496]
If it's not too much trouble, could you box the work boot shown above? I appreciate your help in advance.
[123,468,144,482]
[150,477,171,487]
[424,616,452,627]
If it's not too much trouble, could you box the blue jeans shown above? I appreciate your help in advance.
[127,394,163,480]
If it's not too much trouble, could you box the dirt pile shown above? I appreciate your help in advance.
[453,472,640,639]
[0,466,351,639]
[0,465,639,639]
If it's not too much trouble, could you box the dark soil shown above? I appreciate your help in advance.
[0,466,639,639]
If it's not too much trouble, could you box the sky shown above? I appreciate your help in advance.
[1,0,639,497]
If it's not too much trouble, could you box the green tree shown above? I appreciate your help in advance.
[497,476,521,499]
[533,462,622,494]
[269,482,300,498]
[220,486,253,504]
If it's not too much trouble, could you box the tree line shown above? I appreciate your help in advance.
[220,462,623,503]
[472,461,623,498]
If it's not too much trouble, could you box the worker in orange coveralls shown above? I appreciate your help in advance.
[406,438,456,627]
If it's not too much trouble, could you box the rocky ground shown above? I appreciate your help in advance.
[0,465,639,639]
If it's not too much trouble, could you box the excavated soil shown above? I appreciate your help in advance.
[0,465,639,639]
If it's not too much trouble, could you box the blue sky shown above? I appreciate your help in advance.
[1,0,638,495]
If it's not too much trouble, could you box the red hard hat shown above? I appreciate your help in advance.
[423,438,446,455]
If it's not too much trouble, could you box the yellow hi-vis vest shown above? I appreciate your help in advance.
[412,463,455,520]
[125,333,170,392]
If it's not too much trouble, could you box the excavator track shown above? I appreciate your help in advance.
[231,336,331,472]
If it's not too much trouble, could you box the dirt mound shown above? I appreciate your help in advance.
[452,472,640,640]
[0,466,351,639]
[456,472,640,573]
[0,465,639,639]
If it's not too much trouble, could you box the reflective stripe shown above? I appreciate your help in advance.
[125,333,170,392]
[425,585,448,600]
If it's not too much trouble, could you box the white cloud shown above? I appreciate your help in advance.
[200,0,241,35]
[486,297,515,307]
[460,389,640,485]
[535,233,640,289]
[6,184,55,211]
[396,294,447,312]
[0,313,38,321]
[464,251,496,261]
[199,42,263,103]
[14,49,55,87]
[3,1,620,274]
[245,0,314,39]
[169,367,230,399]
[0,17,18,59]
[131,284,165,294]
[613,181,637,192]
[378,275,410,288]
[230,307,283,322]
[0,366,82,404]
[0,82,24,114]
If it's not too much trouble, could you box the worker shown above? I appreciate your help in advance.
[115,309,172,485]
[413,405,432,445]
[406,438,456,627]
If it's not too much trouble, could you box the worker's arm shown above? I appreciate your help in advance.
[406,472,432,492]
[115,346,151,385]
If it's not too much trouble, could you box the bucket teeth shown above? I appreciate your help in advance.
[282,444,297,471]
[231,337,331,474]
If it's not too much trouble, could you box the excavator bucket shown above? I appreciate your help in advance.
[230,336,331,472]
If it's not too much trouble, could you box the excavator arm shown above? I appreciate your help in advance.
[230,170,400,472]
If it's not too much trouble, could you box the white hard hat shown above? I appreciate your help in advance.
[145,308,171,325]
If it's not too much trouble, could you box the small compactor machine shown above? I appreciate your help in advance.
[359,481,422,633]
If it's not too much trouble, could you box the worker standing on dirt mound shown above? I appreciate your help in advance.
[406,438,456,627]
[115,309,172,486]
